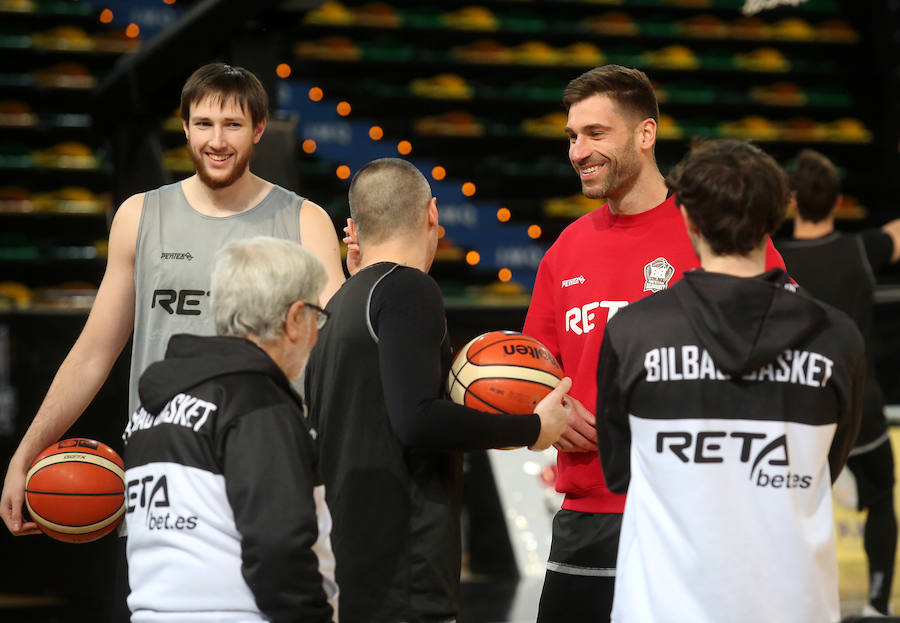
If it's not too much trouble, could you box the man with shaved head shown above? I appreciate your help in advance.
[305,157,572,622]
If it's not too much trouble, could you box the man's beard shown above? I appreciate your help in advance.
[188,144,253,190]
[582,143,641,200]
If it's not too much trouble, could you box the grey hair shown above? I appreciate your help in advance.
[211,236,327,342]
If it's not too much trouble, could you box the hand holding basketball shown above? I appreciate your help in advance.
[530,377,574,451]
[24,438,125,543]
[447,330,564,415]
[1,464,41,536]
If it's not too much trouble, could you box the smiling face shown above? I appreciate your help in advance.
[566,94,644,201]
[183,94,265,190]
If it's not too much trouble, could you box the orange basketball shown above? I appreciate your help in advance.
[447,330,563,415]
[25,438,126,543]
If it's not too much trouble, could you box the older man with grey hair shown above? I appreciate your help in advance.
[122,235,338,623]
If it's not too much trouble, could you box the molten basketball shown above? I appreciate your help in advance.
[447,330,563,415]
[25,438,126,543]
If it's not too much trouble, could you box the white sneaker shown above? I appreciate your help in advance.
[862,603,889,617]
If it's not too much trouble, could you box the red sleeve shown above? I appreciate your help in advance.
[764,237,798,283]
[523,251,562,366]
[764,237,786,270]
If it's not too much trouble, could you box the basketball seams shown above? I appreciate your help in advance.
[24,491,126,497]
[463,387,507,414]
[455,365,560,389]
[454,334,482,374]
[447,360,466,403]
[37,526,118,543]
[27,453,126,486]
[467,375,559,388]
[447,374,466,404]
[465,361,562,375]
[447,334,483,400]
[29,502,126,533]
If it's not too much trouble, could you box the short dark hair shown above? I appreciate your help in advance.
[788,149,840,223]
[349,158,432,246]
[666,140,788,256]
[562,64,659,125]
[180,63,269,127]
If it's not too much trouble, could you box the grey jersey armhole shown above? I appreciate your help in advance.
[295,194,305,246]
[133,190,156,285]
[366,264,402,343]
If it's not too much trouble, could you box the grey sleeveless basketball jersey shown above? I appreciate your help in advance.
[130,182,304,416]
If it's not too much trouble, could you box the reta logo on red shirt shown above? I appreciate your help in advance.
[564,300,628,335]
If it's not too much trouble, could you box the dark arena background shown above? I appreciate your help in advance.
[1,0,899,621]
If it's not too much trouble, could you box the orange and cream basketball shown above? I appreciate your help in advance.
[447,330,563,415]
[25,438,126,543]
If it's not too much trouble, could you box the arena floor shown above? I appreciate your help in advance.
[831,426,900,618]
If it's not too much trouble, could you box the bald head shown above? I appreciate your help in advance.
[349,158,433,245]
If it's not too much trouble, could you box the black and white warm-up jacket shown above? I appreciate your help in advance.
[596,268,864,623]
[123,334,338,623]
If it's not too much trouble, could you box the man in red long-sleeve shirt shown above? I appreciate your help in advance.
[524,64,787,622]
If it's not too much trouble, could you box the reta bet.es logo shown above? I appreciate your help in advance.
[126,474,198,530]
[656,431,813,489]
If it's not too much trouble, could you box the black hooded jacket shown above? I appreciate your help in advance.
[596,268,864,494]
[594,269,865,623]
[123,334,337,623]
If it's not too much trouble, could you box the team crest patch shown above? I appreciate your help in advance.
[643,257,675,293]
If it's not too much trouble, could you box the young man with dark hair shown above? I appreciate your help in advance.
[1,62,347,621]
[523,65,788,621]
[777,148,900,617]
[305,157,573,623]
[1,61,346,534]
[788,149,844,223]
[596,139,864,623]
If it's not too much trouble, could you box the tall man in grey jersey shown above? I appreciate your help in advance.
[0,63,348,620]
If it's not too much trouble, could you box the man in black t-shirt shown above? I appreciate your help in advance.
[776,149,900,617]
[304,158,573,623]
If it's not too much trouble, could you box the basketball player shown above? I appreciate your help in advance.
[0,63,346,619]
[596,139,864,623]
[523,65,788,621]
[304,157,573,623]
[776,149,900,617]
[124,236,337,622]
